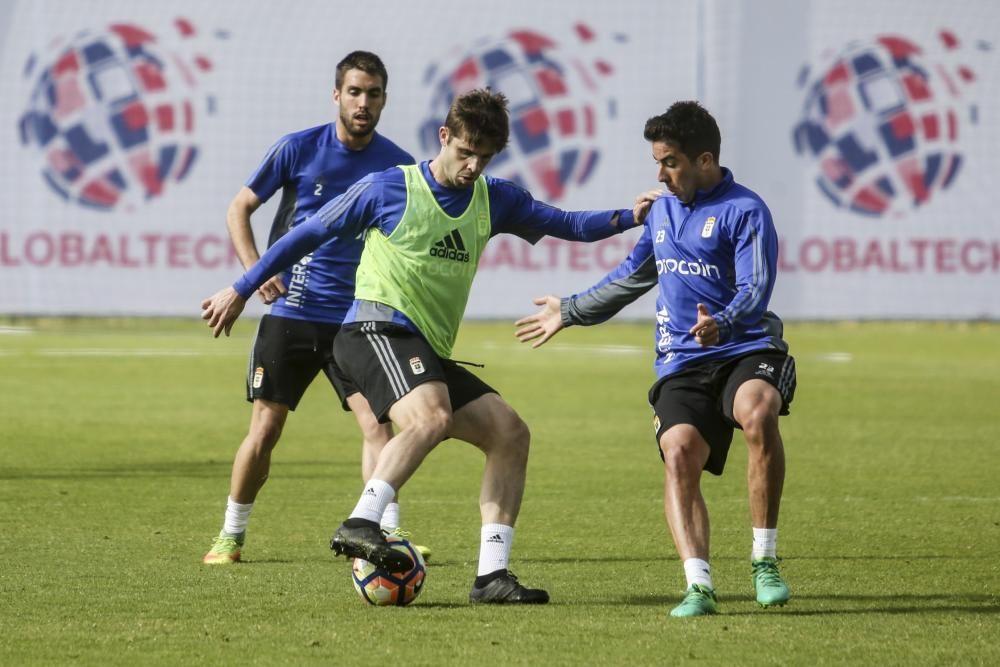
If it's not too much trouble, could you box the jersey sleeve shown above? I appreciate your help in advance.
[488,178,636,243]
[233,177,378,298]
[561,224,657,326]
[245,135,297,202]
[712,205,779,344]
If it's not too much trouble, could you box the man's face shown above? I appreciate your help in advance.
[437,127,499,188]
[334,69,386,138]
[651,140,711,205]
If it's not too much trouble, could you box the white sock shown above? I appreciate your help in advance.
[380,502,401,531]
[222,497,254,535]
[349,479,395,524]
[477,523,514,576]
[752,527,778,560]
[683,558,713,589]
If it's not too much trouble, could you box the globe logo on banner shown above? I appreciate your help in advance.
[17,19,223,212]
[792,31,985,217]
[419,24,623,203]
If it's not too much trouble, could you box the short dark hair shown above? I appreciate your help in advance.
[335,50,388,90]
[444,88,510,152]
[643,101,721,163]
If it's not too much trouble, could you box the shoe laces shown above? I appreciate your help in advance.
[752,558,783,586]
[386,527,411,539]
[210,535,241,552]
[687,583,716,602]
[479,570,520,588]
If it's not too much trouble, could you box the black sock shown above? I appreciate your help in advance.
[474,568,507,588]
[343,517,379,529]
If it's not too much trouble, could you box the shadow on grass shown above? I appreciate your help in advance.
[622,592,1000,615]
[518,555,666,564]
[0,460,353,480]
[520,553,996,565]
[230,559,298,565]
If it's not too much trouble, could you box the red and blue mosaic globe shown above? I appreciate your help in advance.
[792,31,978,217]
[18,19,217,211]
[420,25,620,203]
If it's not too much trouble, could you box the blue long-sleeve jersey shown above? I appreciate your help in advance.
[245,124,414,323]
[562,168,787,379]
[235,160,636,333]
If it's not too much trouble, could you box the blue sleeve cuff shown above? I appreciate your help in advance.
[233,276,256,300]
[713,314,732,344]
[617,208,636,230]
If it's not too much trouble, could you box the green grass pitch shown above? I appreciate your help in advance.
[1,318,998,665]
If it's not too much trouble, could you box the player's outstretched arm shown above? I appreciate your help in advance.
[201,287,247,338]
[226,186,286,305]
[515,296,565,348]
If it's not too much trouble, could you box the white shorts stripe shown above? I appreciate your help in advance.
[777,355,796,401]
[361,322,409,399]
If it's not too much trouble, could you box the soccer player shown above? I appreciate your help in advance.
[202,88,649,603]
[202,51,428,565]
[514,101,796,617]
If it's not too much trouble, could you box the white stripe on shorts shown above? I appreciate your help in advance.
[361,322,410,399]
[777,355,795,402]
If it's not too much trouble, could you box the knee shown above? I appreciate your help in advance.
[413,407,452,444]
[248,415,284,450]
[497,412,531,457]
[740,405,779,447]
[358,414,392,446]
[660,434,705,478]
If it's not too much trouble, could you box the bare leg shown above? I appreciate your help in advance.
[449,394,531,526]
[372,381,452,489]
[347,392,395,492]
[659,424,712,560]
[229,398,289,503]
[733,380,785,529]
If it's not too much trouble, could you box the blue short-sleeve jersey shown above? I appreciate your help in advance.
[245,123,414,323]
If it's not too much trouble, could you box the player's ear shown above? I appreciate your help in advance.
[333,86,342,105]
[438,126,450,147]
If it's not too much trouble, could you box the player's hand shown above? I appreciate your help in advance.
[688,303,719,347]
[201,287,247,338]
[515,296,564,348]
[257,275,287,305]
[633,189,665,224]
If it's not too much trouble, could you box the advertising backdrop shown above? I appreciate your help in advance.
[1,0,996,319]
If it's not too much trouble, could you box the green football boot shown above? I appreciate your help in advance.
[387,527,432,563]
[751,557,791,607]
[203,531,245,565]
[670,584,719,617]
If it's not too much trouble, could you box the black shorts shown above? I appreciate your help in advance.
[649,350,796,476]
[246,314,358,411]
[334,321,497,423]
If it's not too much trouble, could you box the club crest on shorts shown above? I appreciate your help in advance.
[701,216,716,238]
[652,415,661,434]
[409,357,425,375]
[252,366,264,388]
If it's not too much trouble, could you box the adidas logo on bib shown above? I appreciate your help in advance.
[429,229,470,262]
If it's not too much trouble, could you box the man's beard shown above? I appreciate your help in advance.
[341,111,376,137]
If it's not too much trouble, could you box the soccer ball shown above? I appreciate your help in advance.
[351,535,426,606]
